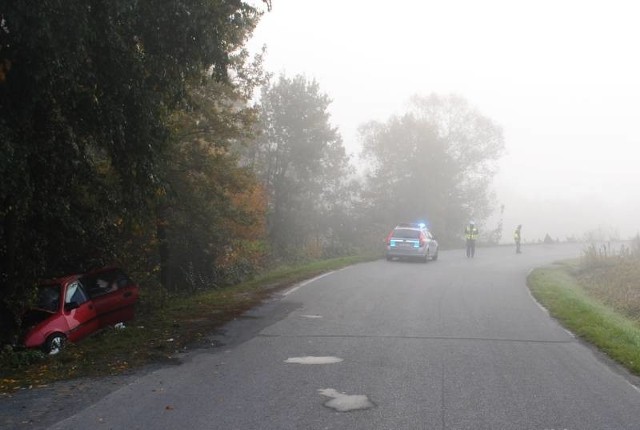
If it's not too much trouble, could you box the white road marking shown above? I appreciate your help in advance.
[282,271,335,296]
[282,285,301,296]
[285,356,343,365]
[628,381,640,395]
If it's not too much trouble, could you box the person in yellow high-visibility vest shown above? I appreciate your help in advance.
[464,221,479,258]
[514,225,522,254]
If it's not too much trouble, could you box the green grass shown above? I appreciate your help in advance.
[0,254,377,393]
[528,263,640,375]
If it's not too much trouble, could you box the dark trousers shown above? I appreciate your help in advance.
[516,240,521,253]
[466,239,476,258]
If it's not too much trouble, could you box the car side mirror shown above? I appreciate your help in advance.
[64,301,80,312]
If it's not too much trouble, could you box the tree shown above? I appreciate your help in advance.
[0,0,265,341]
[247,74,353,259]
[360,115,448,228]
[157,61,268,291]
[360,94,504,246]
[409,94,504,224]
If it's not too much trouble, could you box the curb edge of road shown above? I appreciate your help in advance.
[526,268,576,339]
[525,267,640,396]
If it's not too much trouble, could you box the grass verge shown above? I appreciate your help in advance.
[0,254,377,394]
[528,262,640,375]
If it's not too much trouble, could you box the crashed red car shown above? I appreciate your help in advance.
[21,267,140,354]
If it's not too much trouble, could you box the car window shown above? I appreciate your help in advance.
[36,285,61,312]
[83,269,130,297]
[113,271,131,288]
[392,228,420,239]
[65,281,89,305]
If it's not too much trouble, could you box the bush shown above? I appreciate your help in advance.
[579,241,640,322]
[0,346,46,371]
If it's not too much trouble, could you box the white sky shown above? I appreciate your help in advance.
[247,0,640,241]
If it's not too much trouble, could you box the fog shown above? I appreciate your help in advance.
[248,0,640,242]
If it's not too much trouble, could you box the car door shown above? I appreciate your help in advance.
[62,280,99,342]
[87,269,139,326]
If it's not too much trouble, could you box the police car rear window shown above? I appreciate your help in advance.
[392,229,420,239]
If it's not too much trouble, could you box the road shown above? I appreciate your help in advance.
[35,245,640,428]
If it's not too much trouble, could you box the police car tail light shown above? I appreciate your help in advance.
[419,232,427,247]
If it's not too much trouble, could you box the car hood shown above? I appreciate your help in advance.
[21,308,56,330]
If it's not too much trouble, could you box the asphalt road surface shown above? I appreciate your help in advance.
[16,244,640,429]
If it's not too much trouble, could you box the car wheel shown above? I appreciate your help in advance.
[386,255,392,261]
[432,251,438,261]
[423,250,429,263]
[44,333,66,355]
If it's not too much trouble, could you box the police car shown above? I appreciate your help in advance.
[385,223,439,262]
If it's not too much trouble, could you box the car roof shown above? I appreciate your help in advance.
[40,267,127,286]
[396,222,421,228]
[394,223,429,231]
[40,273,82,287]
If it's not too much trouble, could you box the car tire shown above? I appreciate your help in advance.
[432,251,438,261]
[43,333,66,355]
[386,255,392,261]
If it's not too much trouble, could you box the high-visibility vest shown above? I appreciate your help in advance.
[465,225,478,240]
[514,229,521,241]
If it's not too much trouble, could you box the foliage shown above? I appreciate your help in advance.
[246,74,355,259]
[156,49,269,292]
[0,0,264,342]
[578,241,640,322]
[483,204,504,245]
[0,346,45,370]
[359,115,450,238]
[359,94,504,247]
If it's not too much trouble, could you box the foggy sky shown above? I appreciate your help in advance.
[248,0,640,242]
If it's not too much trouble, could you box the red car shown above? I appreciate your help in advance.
[21,267,140,354]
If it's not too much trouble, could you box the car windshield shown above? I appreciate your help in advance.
[35,284,62,312]
[392,228,420,239]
